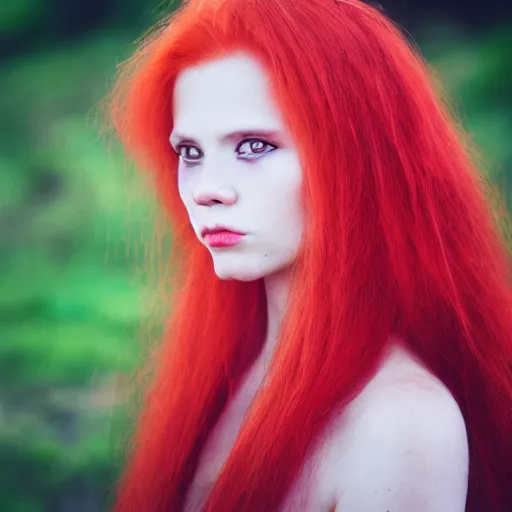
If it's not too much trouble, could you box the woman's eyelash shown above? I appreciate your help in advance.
[175,137,278,164]
[236,138,278,156]
[176,145,202,160]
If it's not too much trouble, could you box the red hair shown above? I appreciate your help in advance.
[109,0,512,510]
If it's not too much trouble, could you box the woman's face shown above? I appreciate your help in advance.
[171,53,304,281]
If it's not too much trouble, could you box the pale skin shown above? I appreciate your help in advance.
[171,53,469,511]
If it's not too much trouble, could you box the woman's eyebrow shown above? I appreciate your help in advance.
[169,129,283,148]
[169,132,196,149]
[222,130,282,143]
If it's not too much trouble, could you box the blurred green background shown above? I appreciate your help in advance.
[0,1,510,511]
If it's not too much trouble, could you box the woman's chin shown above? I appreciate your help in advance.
[211,253,295,282]
[213,268,263,282]
[212,259,267,282]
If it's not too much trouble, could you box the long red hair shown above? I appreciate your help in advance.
[108,0,512,510]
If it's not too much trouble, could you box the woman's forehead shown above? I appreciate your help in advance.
[172,53,285,135]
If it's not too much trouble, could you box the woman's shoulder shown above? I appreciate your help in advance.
[313,341,469,511]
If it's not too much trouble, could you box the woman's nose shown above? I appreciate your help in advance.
[192,184,238,206]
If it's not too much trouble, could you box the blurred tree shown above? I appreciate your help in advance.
[0,34,160,511]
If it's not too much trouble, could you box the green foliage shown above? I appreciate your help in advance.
[0,31,157,511]
[424,25,512,208]
[0,0,45,35]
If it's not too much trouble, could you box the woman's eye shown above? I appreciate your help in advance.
[236,139,277,159]
[178,145,203,163]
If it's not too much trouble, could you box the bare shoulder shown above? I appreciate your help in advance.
[316,344,469,512]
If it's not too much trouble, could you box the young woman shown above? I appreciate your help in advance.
[108,0,512,510]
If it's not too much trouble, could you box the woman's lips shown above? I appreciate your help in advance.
[202,229,245,248]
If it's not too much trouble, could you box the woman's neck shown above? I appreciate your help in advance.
[262,267,291,368]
